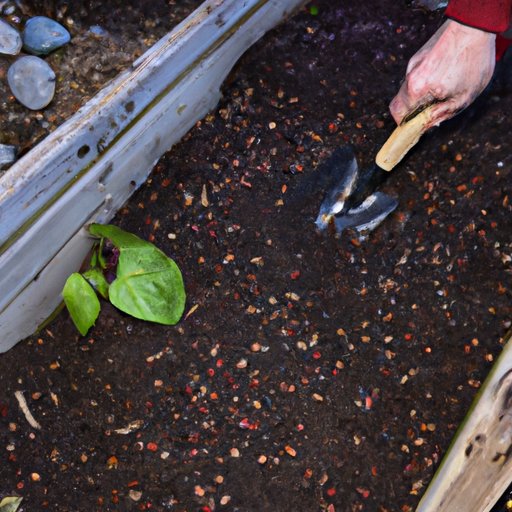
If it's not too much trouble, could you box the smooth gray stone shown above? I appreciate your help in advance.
[22,16,70,55]
[413,0,448,10]
[7,56,56,110]
[0,18,22,55]
[89,25,108,37]
[0,144,16,167]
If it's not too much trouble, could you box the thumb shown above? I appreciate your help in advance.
[389,84,412,125]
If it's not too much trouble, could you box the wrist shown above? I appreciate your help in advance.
[448,18,496,37]
[446,18,496,46]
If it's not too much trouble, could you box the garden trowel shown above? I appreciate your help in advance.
[315,104,437,234]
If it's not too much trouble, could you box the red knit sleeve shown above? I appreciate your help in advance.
[445,0,512,33]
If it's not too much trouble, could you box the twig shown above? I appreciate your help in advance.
[14,390,41,430]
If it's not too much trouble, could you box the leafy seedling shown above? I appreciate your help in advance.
[62,224,186,335]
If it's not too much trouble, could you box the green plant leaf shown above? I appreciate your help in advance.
[89,243,98,267]
[62,273,101,335]
[97,237,106,269]
[109,259,185,324]
[83,268,109,299]
[89,223,150,249]
[89,223,186,324]
[0,497,23,512]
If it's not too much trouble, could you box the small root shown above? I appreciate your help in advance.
[14,390,41,430]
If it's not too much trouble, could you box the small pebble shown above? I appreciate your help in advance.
[22,16,70,55]
[8,56,56,110]
[285,445,297,457]
[89,25,108,37]
[0,18,21,55]
[220,496,231,506]
[229,447,240,457]
[236,358,247,369]
[415,0,448,10]
[129,490,142,502]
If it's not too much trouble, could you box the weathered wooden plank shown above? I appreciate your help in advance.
[0,0,306,351]
[416,330,512,512]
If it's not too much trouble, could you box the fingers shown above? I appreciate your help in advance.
[389,84,409,125]
[389,77,434,125]
[422,99,459,128]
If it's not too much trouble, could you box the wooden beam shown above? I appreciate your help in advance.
[416,330,512,512]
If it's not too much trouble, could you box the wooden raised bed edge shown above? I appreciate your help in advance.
[416,330,512,512]
[0,0,307,351]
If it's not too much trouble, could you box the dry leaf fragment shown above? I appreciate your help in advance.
[114,419,144,435]
[184,304,199,320]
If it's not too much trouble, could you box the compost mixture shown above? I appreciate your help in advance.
[1,1,512,511]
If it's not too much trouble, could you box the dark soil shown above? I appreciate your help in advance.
[1,1,512,511]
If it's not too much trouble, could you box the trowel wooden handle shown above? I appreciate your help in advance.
[375,104,436,171]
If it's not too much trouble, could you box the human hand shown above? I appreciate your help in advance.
[390,19,496,128]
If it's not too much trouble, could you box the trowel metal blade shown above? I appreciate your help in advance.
[315,145,392,232]
[315,146,359,230]
[333,191,398,234]
[342,162,389,212]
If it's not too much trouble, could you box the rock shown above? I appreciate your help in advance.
[0,19,22,55]
[413,0,448,9]
[22,16,70,55]
[0,144,16,167]
[88,25,108,37]
[7,56,56,110]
